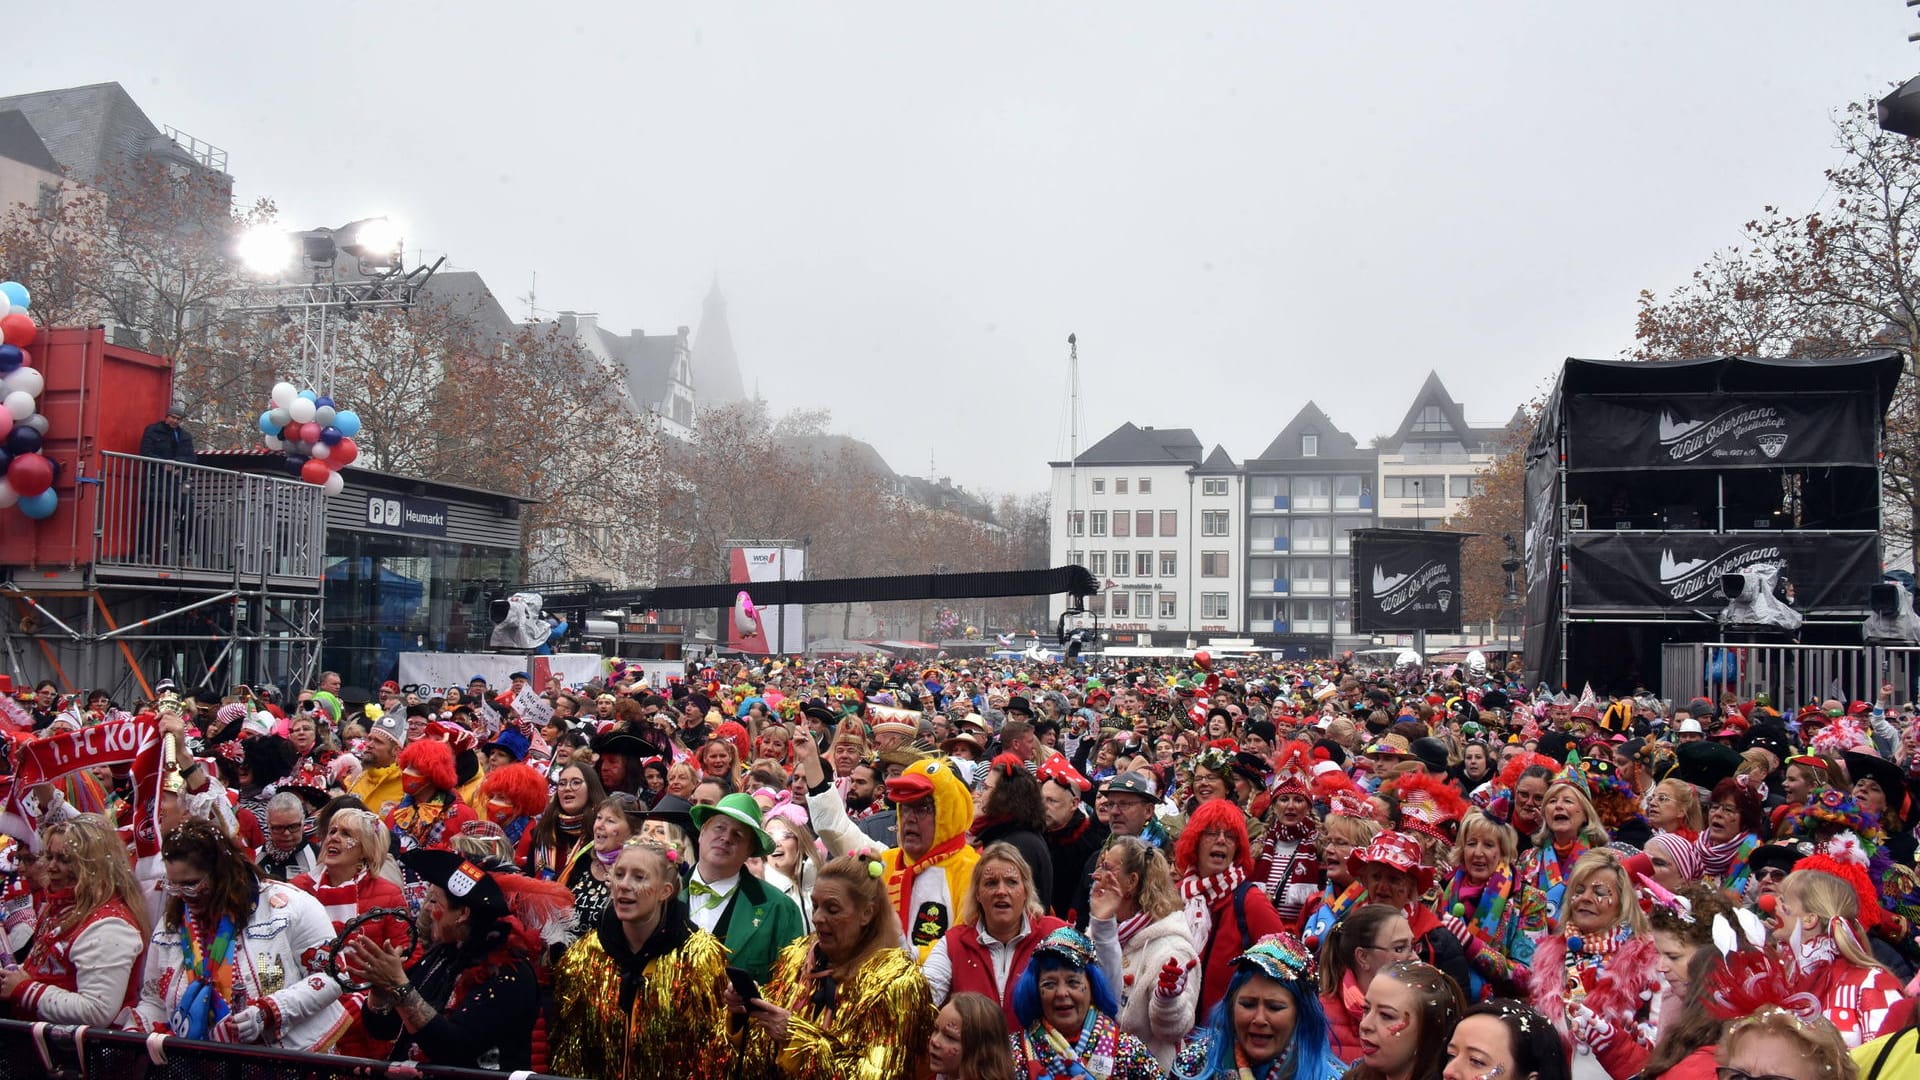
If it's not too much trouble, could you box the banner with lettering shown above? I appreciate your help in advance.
[1351,528,1465,633]
[4,715,165,855]
[1566,394,1875,471]
[1567,532,1880,612]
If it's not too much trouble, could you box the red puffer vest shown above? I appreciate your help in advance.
[945,915,1067,1031]
[18,895,143,1014]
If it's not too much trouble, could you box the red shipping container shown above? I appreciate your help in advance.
[0,326,173,569]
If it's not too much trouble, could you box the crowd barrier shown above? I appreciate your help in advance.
[0,1018,579,1080]
[1661,641,1920,707]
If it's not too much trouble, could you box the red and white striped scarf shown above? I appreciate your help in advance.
[309,870,369,929]
[1180,865,1246,951]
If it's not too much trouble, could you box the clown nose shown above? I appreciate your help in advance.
[1757,894,1778,915]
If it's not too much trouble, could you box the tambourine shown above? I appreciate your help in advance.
[323,907,421,992]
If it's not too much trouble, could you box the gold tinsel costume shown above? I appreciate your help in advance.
[733,937,935,1080]
[549,914,732,1080]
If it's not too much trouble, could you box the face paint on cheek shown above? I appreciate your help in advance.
[1386,1019,1410,1037]
[1479,1068,1505,1080]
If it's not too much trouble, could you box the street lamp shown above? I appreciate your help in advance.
[1500,533,1522,665]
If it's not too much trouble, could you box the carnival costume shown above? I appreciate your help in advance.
[732,936,936,1080]
[1438,858,1549,1000]
[1250,743,1323,930]
[879,758,980,959]
[1172,932,1344,1080]
[1089,905,1200,1067]
[1528,924,1660,1080]
[550,896,732,1080]
[129,879,351,1050]
[7,892,143,1026]
[1009,928,1163,1080]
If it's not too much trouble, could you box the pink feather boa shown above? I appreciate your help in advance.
[1529,932,1660,1045]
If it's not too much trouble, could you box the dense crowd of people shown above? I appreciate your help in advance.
[0,654,1918,1080]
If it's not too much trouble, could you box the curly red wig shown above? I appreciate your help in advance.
[398,738,458,794]
[481,762,550,818]
[1495,751,1559,793]
[1175,797,1253,878]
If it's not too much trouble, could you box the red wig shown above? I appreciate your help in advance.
[1495,751,1559,794]
[398,738,458,794]
[481,762,550,818]
[1314,764,1360,803]
[1175,798,1253,878]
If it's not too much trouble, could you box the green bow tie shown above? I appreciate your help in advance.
[689,879,731,907]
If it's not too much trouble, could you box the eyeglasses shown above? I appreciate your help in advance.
[267,822,305,834]
[1719,1068,1803,1080]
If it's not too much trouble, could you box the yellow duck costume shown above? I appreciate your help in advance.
[880,757,979,958]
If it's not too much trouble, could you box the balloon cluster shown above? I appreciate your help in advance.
[0,280,57,520]
[258,381,360,497]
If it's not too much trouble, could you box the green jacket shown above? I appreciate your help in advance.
[689,870,805,984]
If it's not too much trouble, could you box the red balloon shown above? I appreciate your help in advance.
[7,452,53,497]
[1193,650,1212,672]
[0,314,33,348]
[299,459,330,485]
[332,437,358,466]
[297,422,322,444]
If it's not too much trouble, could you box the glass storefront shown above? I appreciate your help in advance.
[321,530,521,689]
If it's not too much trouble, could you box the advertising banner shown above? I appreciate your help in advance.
[1566,395,1875,471]
[727,546,807,654]
[1568,532,1881,612]
[1351,529,1465,633]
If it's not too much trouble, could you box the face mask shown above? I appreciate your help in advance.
[401,770,427,797]
[487,797,516,825]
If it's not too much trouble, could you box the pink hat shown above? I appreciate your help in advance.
[1646,830,1704,882]
[1346,830,1435,892]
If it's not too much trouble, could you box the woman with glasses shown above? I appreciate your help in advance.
[1005,927,1164,1080]
[0,815,147,1025]
[1528,849,1659,1080]
[1719,1008,1856,1080]
[518,762,605,882]
[565,793,642,936]
[1698,778,1766,898]
[1645,780,1704,841]
[1177,798,1288,1027]
[130,819,348,1048]
[1318,904,1417,1064]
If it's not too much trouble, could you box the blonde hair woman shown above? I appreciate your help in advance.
[1086,835,1200,1067]
[1720,1007,1856,1080]
[1440,809,1549,1000]
[1645,778,1704,838]
[1771,867,1900,1048]
[922,841,1065,1029]
[1517,779,1609,917]
[1528,849,1658,1076]
[763,814,821,931]
[0,815,148,1024]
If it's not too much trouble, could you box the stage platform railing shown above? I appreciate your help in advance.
[1661,642,1920,708]
[0,1018,580,1080]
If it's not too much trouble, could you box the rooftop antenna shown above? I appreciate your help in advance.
[518,271,550,322]
[1068,332,1080,542]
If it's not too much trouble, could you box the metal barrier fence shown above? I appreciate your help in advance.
[0,1018,579,1080]
[95,452,326,579]
[1661,642,1920,706]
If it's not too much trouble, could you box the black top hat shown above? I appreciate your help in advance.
[642,793,696,835]
[399,849,508,921]
[593,728,664,760]
[1844,750,1910,820]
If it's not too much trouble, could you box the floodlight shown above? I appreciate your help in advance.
[341,217,403,270]
[236,225,295,277]
[298,230,338,267]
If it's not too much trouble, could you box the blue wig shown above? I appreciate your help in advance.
[1010,949,1121,1030]
[1173,965,1336,1080]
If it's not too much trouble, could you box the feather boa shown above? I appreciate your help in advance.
[1529,931,1659,1044]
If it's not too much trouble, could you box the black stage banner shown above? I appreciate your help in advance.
[1352,529,1464,633]
[1568,532,1880,612]
[1566,394,1875,471]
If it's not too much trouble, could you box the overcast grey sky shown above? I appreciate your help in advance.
[13,3,1919,493]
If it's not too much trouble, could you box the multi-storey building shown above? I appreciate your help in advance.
[1244,403,1377,654]
[1048,423,1243,645]
[1376,371,1509,530]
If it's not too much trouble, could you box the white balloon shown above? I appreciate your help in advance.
[2,391,32,420]
[23,413,48,434]
[7,306,25,318]
[321,470,345,496]
[262,434,284,451]
[271,381,297,408]
[2,366,43,398]
[309,442,330,460]
[287,397,317,424]
[0,479,15,509]
[313,406,336,427]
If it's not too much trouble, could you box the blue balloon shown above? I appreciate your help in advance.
[332,410,361,437]
[0,282,27,310]
[284,454,307,475]
[0,448,10,473]
[17,488,56,520]
[315,395,335,409]
[258,410,280,435]
[320,426,343,446]
[0,345,20,373]
[297,390,318,402]
[4,426,40,456]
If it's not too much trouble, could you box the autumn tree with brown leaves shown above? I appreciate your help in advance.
[1443,405,1538,627]
[1632,98,1920,559]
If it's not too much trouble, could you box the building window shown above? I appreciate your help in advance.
[1202,510,1229,536]
[1158,593,1178,619]
[1089,551,1107,575]
[1137,551,1153,578]
[1090,511,1107,536]
[1091,478,1105,494]
[1087,593,1105,615]
[1202,592,1229,620]
[1113,511,1130,537]
[1110,591,1130,617]
[1138,478,1152,494]
[1201,551,1229,577]
[1068,511,1084,536]
[1290,517,1330,552]
[1116,478,1129,495]
[1384,476,1445,506]
[1202,478,1228,496]
[1160,551,1177,576]
[1135,511,1154,537]
[1159,510,1177,536]
[1302,434,1318,457]
[1450,475,1475,499]
[1292,476,1331,510]
[1335,474,1363,510]
[1412,404,1449,433]
[1067,549,1082,566]
[1113,551,1130,576]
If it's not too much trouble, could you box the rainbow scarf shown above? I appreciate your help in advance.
[1533,842,1585,916]
[1443,861,1514,999]
[1022,1010,1120,1079]
[172,909,238,1040]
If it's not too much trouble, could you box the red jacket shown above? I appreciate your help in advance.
[1195,882,1285,1025]
[1652,1045,1719,1080]
[945,915,1067,1031]
[1322,982,1366,1064]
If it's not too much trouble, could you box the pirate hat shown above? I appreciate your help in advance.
[400,849,508,921]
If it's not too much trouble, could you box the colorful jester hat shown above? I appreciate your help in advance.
[1236,931,1317,985]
